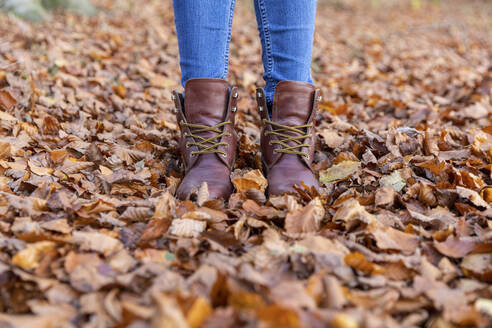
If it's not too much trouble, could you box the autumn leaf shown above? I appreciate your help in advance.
[0,89,17,110]
[320,160,360,184]
[284,197,325,234]
[232,169,268,192]
[169,219,206,238]
[12,241,56,270]
[344,252,384,275]
[0,1,491,327]
[379,170,406,192]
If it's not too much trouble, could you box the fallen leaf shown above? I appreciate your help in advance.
[12,241,56,270]
[169,219,206,238]
[320,160,360,184]
[285,197,325,234]
[462,254,492,282]
[28,160,53,176]
[232,169,268,192]
[71,231,123,256]
[0,89,17,110]
[344,252,384,275]
[434,235,476,258]
[380,170,406,192]
[186,297,213,328]
[456,186,489,208]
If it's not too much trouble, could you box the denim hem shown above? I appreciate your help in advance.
[223,0,236,79]
[256,0,274,88]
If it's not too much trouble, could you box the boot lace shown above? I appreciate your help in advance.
[181,121,232,157]
[263,119,313,158]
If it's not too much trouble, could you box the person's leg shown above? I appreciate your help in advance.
[173,0,236,87]
[172,0,239,201]
[254,0,320,196]
[253,0,317,105]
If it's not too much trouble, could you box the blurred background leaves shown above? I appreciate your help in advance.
[0,0,96,21]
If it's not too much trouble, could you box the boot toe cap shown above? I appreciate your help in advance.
[176,165,233,201]
[267,161,320,196]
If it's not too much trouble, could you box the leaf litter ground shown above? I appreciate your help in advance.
[0,0,491,327]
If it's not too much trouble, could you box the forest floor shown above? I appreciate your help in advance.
[0,0,492,327]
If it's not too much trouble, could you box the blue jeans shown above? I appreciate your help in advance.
[173,0,317,104]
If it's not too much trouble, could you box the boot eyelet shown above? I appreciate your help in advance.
[257,92,262,98]
[232,92,238,98]
[185,142,191,148]
[317,95,322,102]
[221,153,227,158]
[232,107,237,112]
[171,94,176,101]
[259,106,264,112]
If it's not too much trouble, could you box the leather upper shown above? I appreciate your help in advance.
[257,80,321,196]
[173,78,238,200]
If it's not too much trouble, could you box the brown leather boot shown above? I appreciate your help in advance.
[172,78,238,200]
[256,81,321,196]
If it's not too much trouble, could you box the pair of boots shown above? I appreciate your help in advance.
[171,78,321,200]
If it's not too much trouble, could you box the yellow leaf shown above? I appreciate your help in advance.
[186,297,213,328]
[320,161,360,184]
[12,241,56,270]
[331,313,359,328]
[112,84,127,98]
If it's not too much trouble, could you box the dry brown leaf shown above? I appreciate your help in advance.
[344,252,384,275]
[28,160,53,176]
[197,182,209,206]
[321,129,345,148]
[40,219,72,234]
[0,89,17,110]
[284,197,324,234]
[232,169,268,192]
[153,191,175,219]
[369,226,419,253]
[169,219,206,238]
[0,141,11,159]
[461,254,492,282]
[434,235,476,258]
[242,199,280,219]
[257,305,301,328]
[456,186,489,208]
[120,206,153,221]
[375,186,396,207]
[71,231,123,256]
[42,116,60,135]
[138,219,172,245]
[50,149,68,166]
[332,198,377,229]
